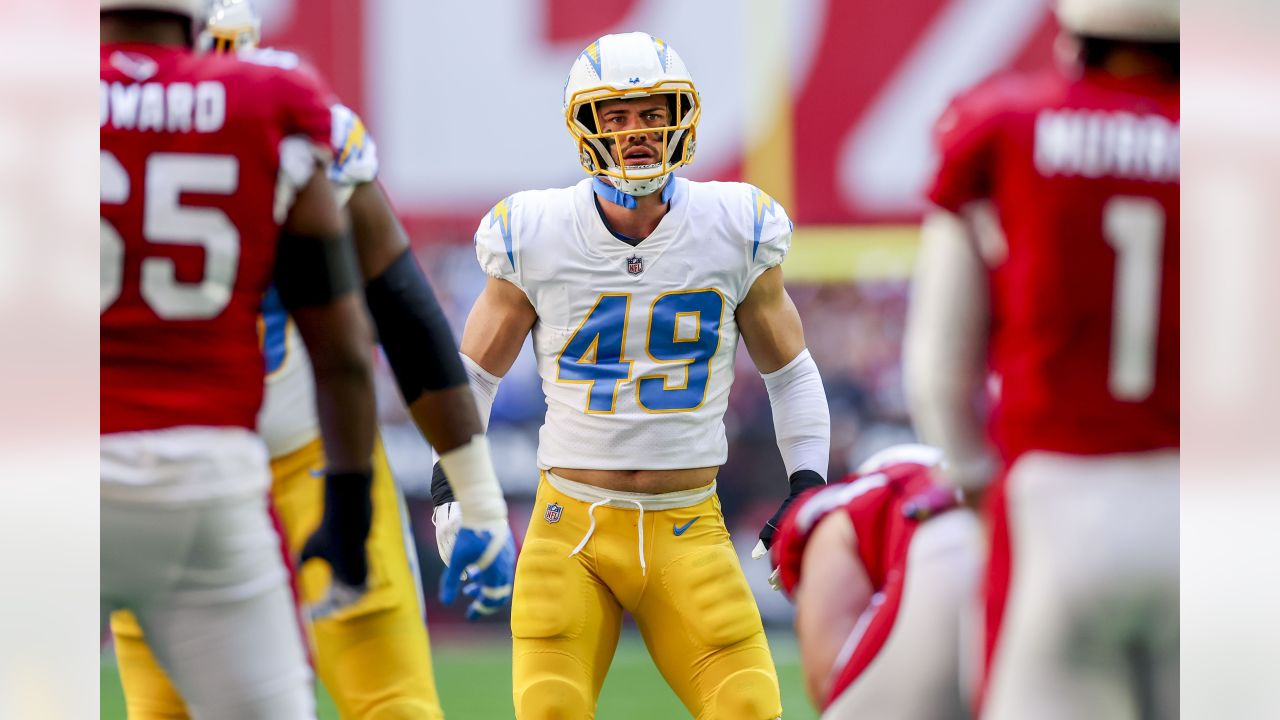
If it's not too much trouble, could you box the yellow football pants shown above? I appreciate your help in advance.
[511,473,782,719]
[110,437,444,720]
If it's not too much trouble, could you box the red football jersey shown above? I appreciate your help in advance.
[101,43,332,434]
[771,461,946,708]
[928,67,1179,461]
[773,461,938,599]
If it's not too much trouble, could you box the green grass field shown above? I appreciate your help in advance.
[101,628,818,719]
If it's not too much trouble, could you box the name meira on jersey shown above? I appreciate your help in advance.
[474,177,792,472]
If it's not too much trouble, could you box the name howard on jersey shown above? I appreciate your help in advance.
[101,76,226,134]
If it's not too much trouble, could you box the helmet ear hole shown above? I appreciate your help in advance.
[575,105,598,134]
[665,92,696,162]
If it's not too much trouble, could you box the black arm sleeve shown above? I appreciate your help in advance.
[364,249,469,404]
[275,230,362,309]
[431,461,455,507]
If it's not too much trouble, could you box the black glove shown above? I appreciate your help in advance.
[299,470,374,588]
[758,469,825,551]
[431,460,455,508]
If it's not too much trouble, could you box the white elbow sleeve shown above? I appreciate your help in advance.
[461,354,500,432]
[761,349,831,479]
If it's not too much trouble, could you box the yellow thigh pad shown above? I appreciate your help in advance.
[633,498,780,719]
[661,544,762,649]
[511,539,586,639]
[513,481,633,718]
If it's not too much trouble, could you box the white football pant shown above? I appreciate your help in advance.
[101,427,315,720]
[983,450,1179,720]
[824,509,982,720]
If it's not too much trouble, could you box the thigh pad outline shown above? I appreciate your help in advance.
[512,539,586,640]
[661,544,762,649]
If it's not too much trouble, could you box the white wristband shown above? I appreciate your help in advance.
[437,434,508,530]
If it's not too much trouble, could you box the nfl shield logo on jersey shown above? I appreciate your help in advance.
[626,255,644,275]
[544,502,563,524]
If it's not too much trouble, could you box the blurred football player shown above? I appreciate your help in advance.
[430,31,831,719]
[772,445,981,719]
[101,0,377,716]
[108,2,516,719]
[905,0,1179,717]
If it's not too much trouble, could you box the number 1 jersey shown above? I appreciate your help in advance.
[927,67,1179,461]
[474,178,792,471]
[101,44,332,434]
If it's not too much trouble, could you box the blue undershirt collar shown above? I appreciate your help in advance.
[591,175,676,209]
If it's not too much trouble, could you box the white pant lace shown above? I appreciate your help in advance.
[546,471,716,578]
[570,497,649,574]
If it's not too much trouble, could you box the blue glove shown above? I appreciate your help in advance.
[439,525,516,621]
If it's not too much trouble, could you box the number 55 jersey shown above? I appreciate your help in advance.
[101,44,332,436]
[475,177,792,470]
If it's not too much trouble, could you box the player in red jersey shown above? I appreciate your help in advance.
[108,2,516,718]
[905,0,1179,717]
[100,1,377,717]
[771,445,981,719]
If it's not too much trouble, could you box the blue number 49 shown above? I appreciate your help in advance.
[556,290,723,414]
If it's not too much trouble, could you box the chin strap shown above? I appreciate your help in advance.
[592,175,676,209]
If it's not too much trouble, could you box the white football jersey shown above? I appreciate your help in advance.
[256,100,379,459]
[474,177,792,471]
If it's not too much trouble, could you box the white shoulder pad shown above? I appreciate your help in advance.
[747,184,793,271]
[474,194,521,288]
[238,46,301,71]
[327,103,378,189]
[274,135,330,223]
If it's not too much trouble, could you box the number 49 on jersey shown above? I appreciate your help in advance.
[556,289,724,414]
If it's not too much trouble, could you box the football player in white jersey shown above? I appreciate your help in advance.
[432,32,831,719]
[108,2,516,718]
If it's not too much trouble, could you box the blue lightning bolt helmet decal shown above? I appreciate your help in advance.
[581,40,602,78]
[652,36,669,68]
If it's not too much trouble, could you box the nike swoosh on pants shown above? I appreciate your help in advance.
[673,517,699,536]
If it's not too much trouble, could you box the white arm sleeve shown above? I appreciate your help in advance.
[462,353,500,432]
[761,349,831,479]
[904,209,998,490]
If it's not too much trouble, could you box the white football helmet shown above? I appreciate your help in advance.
[101,0,205,18]
[202,0,261,53]
[564,32,701,197]
[1057,0,1178,41]
[857,444,944,474]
